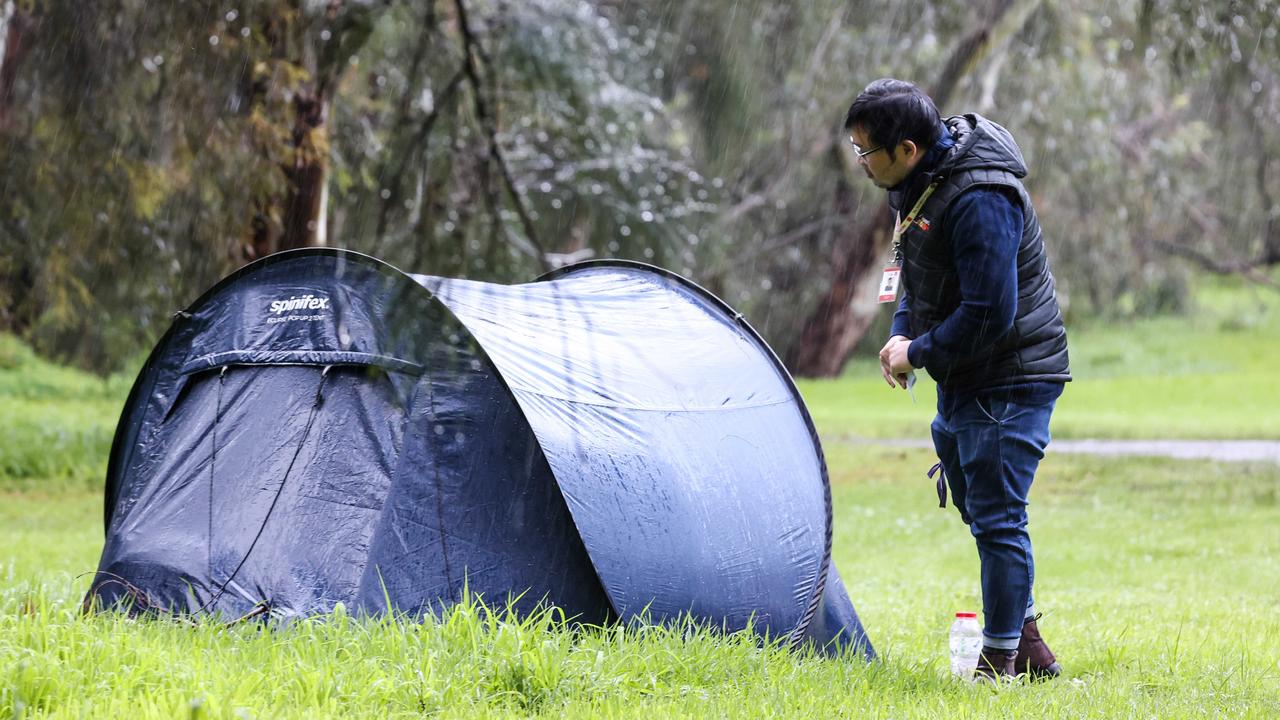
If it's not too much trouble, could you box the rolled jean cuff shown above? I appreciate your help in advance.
[1025,603,1039,621]
[983,634,1020,651]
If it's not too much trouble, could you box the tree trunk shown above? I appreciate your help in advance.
[0,1,36,333]
[786,0,1033,377]
[243,52,331,260]
[786,144,892,377]
[1254,113,1280,267]
[241,0,383,263]
[280,89,330,251]
[0,0,33,133]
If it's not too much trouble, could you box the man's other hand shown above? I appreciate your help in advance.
[879,335,914,389]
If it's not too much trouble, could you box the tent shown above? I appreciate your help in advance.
[87,248,873,656]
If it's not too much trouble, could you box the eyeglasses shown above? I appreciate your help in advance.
[849,139,884,159]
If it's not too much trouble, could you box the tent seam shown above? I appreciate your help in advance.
[502,390,796,413]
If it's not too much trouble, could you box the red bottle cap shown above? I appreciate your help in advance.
[955,612,978,618]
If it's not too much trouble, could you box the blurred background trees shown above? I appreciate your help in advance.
[1,0,1277,375]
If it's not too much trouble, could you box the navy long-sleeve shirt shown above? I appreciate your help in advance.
[890,187,1024,369]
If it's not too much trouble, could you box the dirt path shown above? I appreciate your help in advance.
[838,437,1280,464]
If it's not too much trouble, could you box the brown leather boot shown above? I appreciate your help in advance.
[1015,614,1062,680]
[973,647,1018,682]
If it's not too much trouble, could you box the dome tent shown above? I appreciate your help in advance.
[88,248,873,657]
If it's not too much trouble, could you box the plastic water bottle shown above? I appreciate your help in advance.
[949,611,982,678]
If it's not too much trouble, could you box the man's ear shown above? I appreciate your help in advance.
[901,139,919,160]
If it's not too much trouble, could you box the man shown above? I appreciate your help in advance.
[845,79,1070,680]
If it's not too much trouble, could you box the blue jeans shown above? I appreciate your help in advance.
[931,391,1057,651]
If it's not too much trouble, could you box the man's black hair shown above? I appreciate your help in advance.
[843,79,941,160]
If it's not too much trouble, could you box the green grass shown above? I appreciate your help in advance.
[800,276,1280,440]
[3,277,1280,718]
[4,450,1279,718]
[0,335,128,491]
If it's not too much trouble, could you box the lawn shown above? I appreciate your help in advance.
[3,277,1280,718]
[799,276,1280,441]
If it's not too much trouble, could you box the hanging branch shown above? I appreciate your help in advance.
[452,0,550,271]
[1150,238,1279,288]
[373,5,438,247]
[406,131,462,273]
[375,67,466,250]
[726,213,858,271]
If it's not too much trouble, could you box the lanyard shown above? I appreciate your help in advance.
[889,181,939,266]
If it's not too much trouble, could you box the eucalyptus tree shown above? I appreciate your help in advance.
[3,0,1276,375]
[0,0,713,369]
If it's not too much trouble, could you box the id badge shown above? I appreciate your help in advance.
[877,265,901,304]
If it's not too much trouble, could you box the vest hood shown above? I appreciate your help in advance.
[939,114,1029,179]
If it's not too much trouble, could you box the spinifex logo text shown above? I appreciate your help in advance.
[269,294,330,314]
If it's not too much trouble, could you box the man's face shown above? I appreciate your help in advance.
[849,126,920,189]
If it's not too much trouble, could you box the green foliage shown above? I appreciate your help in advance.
[326,1,718,281]
[0,3,275,370]
[987,0,1280,317]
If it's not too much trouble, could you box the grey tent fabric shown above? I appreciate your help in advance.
[88,249,873,658]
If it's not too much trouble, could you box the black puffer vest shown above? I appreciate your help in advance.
[892,114,1070,392]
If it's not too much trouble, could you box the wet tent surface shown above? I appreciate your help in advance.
[106,365,405,613]
[422,266,830,640]
[96,252,610,621]
[357,351,614,622]
[91,249,872,657]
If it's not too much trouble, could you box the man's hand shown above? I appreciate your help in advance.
[878,335,914,389]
